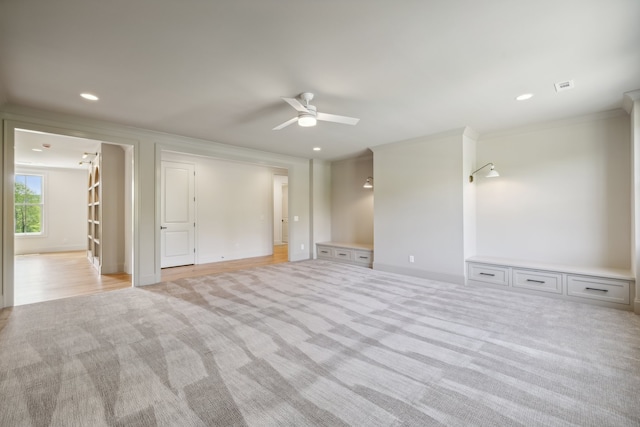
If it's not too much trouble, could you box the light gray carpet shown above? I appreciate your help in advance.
[1,260,639,426]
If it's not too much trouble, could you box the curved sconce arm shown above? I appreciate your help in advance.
[469,163,499,183]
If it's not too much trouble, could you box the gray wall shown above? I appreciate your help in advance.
[372,130,467,284]
[330,153,374,244]
[370,113,633,285]
[311,159,332,256]
[477,112,631,269]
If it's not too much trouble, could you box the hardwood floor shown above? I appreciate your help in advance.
[14,251,132,306]
[13,245,289,306]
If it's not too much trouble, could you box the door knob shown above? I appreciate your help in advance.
[160,226,167,230]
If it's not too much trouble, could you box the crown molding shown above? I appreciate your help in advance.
[479,109,627,141]
[623,89,640,114]
[371,127,467,153]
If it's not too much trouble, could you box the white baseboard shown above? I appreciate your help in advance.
[372,262,465,285]
[137,274,160,287]
[198,249,273,265]
[100,263,126,275]
[15,245,86,255]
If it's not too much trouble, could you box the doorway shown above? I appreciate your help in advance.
[12,129,133,306]
[273,175,289,245]
[282,183,289,243]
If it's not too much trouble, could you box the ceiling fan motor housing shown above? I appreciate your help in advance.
[300,92,315,104]
[302,104,317,116]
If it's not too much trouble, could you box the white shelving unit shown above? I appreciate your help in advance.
[87,154,102,271]
[86,144,125,274]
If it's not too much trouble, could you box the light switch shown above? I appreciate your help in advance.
[294,216,299,222]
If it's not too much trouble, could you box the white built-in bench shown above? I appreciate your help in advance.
[466,256,635,311]
[316,242,373,268]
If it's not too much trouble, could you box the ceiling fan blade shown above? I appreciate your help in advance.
[272,117,298,130]
[282,97,309,113]
[316,112,360,126]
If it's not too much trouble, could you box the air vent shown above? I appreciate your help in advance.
[554,80,575,92]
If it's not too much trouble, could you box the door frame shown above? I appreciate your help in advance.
[2,119,140,307]
[272,174,289,246]
[281,182,289,243]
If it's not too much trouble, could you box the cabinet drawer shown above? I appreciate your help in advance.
[333,248,353,261]
[512,269,562,294]
[317,246,333,259]
[354,250,373,264]
[567,275,630,305]
[468,263,509,286]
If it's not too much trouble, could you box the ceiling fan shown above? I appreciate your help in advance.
[272,92,360,130]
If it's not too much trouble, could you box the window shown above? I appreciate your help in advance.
[15,174,44,235]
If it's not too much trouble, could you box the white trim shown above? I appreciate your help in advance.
[479,109,627,140]
[371,127,468,153]
[14,245,86,253]
[373,262,465,285]
[1,118,140,307]
[1,105,313,298]
[623,89,640,114]
[13,171,46,237]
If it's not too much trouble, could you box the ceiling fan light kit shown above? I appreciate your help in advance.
[273,92,360,130]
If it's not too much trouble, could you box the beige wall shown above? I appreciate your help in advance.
[330,153,373,244]
[0,106,313,307]
[369,113,633,285]
[311,159,332,256]
[163,151,287,263]
[14,166,87,255]
[372,130,467,284]
[477,112,631,269]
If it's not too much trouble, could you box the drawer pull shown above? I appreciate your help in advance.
[526,279,545,284]
[338,253,347,256]
[479,273,495,277]
[359,256,369,259]
[585,287,609,293]
[320,250,329,254]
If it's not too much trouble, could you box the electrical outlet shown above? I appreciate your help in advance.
[409,255,415,263]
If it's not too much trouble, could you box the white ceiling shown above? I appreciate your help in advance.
[1,0,639,161]
[14,130,101,170]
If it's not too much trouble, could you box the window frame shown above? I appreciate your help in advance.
[14,173,46,237]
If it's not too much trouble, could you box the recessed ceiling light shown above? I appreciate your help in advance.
[80,93,99,101]
[31,148,43,152]
[313,147,321,151]
[516,93,534,101]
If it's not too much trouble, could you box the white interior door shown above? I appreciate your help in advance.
[161,161,195,268]
[282,183,289,243]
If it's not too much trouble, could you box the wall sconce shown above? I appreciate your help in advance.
[82,152,98,159]
[363,177,373,189]
[469,163,499,183]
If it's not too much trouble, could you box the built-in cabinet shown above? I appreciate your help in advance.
[467,256,635,311]
[316,242,373,268]
[86,144,125,274]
